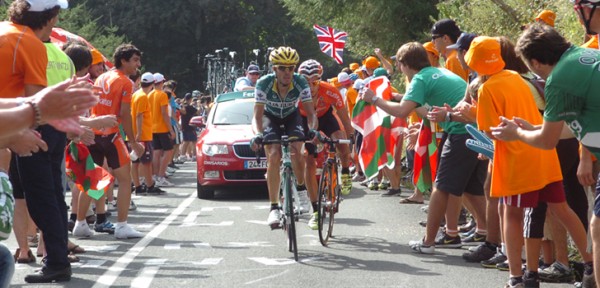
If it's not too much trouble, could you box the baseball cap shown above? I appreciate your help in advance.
[364,56,380,69]
[26,0,68,12]
[184,93,193,100]
[373,67,388,77]
[348,73,359,81]
[447,33,478,51]
[423,42,439,57]
[337,72,351,85]
[247,64,260,74]
[153,73,165,83]
[464,36,505,76]
[141,72,154,84]
[349,63,360,71]
[431,19,461,39]
[90,49,104,65]
[535,10,556,27]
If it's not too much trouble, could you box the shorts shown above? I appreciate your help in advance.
[262,110,305,142]
[153,132,174,151]
[131,141,153,164]
[183,130,197,142]
[173,125,182,145]
[435,133,487,196]
[503,181,566,208]
[88,133,131,170]
[301,108,341,156]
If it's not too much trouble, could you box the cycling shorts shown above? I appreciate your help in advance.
[262,110,305,142]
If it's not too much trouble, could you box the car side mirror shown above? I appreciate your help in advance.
[190,116,205,128]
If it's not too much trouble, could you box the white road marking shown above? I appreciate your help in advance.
[195,258,223,265]
[175,169,196,173]
[225,241,273,247]
[92,192,197,288]
[80,260,107,268]
[253,205,271,210]
[164,243,181,250]
[200,206,241,212]
[246,220,268,225]
[135,224,155,230]
[193,242,211,249]
[130,266,160,288]
[80,245,119,252]
[181,211,201,226]
[244,269,290,285]
[145,258,168,266]
[248,257,322,266]
[136,208,169,213]
[181,221,234,227]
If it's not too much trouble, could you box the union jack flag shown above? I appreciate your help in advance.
[313,24,347,65]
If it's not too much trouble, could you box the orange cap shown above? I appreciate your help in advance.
[364,56,380,69]
[329,77,341,88]
[535,10,556,27]
[464,36,505,76]
[91,49,104,65]
[349,62,359,71]
[423,41,439,57]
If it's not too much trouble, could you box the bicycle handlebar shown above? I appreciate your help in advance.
[253,137,309,165]
[315,133,353,145]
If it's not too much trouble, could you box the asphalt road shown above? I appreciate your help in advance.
[5,162,575,287]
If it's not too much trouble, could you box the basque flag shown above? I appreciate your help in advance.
[313,24,347,64]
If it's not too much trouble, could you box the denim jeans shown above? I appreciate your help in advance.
[0,243,14,288]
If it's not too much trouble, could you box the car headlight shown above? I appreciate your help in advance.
[202,144,228,156]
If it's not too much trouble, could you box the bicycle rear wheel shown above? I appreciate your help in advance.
[283,168,298,261]
[317,163,335,246]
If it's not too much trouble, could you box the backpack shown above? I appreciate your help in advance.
[521,74,546,114]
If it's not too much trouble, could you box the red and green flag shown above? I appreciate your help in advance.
[65,142,113,200]
[413,119,438,193]
[351,76,404,180]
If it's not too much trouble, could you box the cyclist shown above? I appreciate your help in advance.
[250,47,318,227]
[297,59,354,230]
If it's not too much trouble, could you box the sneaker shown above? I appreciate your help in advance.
[68,219,75,232]
[497,260,510,271]
[367,181,379,191]
[267,209,281,227]
[459,219,477,232]
[351,173,365,182]
[166,166,177,174]
[420,205,429,213]
[134,185,146,195]
[72,221,93,238]
[129,200,137,211]
[381,188,401,197]
[108,200,118,211]
[461,232,486,245]
[341,173,352,195]
[409,239,435,254]
[538,261,574,283]
[156,177,174,187]
[308,212,319,230]
[349,165,356,174]
[146,185,166,195]
[523,271,540,288]
[378,181,389,190]
[434,233,462,248]
[505,277,524,288]
[462,243,496,262]
[115,223,144,239]
[482,251,507,268]
[94,221,115,234]
[297,189,310,214]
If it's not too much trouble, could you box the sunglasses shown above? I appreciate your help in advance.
[276,65,295,72]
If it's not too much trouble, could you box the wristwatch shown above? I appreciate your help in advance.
[445,112,453,122]
[371,96,380,104]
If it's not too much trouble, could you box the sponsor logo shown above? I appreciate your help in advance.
[203,161,229,166]
[99,98,113,107]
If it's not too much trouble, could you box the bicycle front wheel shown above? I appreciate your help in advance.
[317,163,335,246]
[283,168,298,261]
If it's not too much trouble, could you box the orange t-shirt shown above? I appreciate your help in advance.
[148,89,170,133]
[131,89,152,142]
[0,22,47,98]
[92,69,133,135]
[445,50,469,82]
[346,87,358,117]
[476,70,562,197]
[299,81,346,117]
[582,35,599,49]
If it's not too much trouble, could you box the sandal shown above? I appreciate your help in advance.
[399,198,424,204]
[16,249,36,264]
[67,253,80,263]
[68,244,85,254]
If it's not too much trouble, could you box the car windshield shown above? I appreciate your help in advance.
[211,99,254,125]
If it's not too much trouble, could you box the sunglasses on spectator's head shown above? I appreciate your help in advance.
[276,65,295,72]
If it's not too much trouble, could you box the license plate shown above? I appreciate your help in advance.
[244,160,267,169]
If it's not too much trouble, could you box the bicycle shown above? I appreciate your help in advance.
[315,133,352,246]
[255,135,305,261]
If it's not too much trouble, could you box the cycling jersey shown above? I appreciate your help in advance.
[298,81,345,117]
[255,74,311,118]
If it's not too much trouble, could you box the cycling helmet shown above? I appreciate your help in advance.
[298,59,323,79]
[269,46,300,65]
[571,0,600,34]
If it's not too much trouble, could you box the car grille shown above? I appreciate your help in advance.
[233,143,265,158]
[223,170,266,180]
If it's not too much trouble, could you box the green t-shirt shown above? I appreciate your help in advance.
[45,42,74,85]
[544,46,600,158]
[254,73,311,119]
[403,67,467,134]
